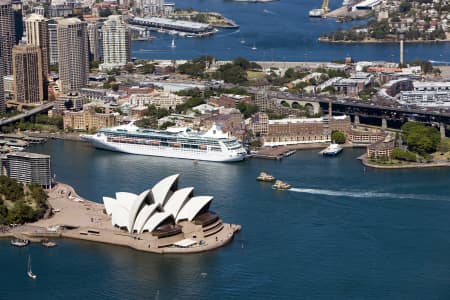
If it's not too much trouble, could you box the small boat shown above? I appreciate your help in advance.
[256,172,276,182]
[27,255,37,280]
[41,239,57,248]
[272,180,291,190]
[11,239,29,247]
[251,44,257,51]
[240,38,246,44]
[321,143,343,156]
[309,8,324,18]
[170,38,176,49]
[283,150,296,157]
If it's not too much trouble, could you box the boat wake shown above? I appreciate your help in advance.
[217,29,240,37]
[263,9,277,15]
[289,187,448,201]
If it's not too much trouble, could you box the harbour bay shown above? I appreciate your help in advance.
[131,0,450,63]
[2,140,450,299]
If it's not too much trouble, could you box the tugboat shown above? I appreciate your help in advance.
[272,180,291,190]
[256,172,276,182]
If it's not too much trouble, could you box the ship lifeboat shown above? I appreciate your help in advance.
[151,140,160,146]
[172,143,181,148]
[199,145,207,150]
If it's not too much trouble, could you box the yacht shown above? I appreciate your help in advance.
[170,38,176,49]
[81,123,247,162]
[27,255,37,280]
[309,8,324,17]
[321,143,343,156]
[251,44,257,50]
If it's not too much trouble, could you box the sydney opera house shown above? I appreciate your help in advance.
[102,174,237,249]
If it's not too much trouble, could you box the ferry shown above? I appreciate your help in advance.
[272,180,291,190]
[256,172,276,182]
[81,123,247,162]
[321,143,343,156]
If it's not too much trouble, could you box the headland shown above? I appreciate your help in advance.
[1,182,241,254]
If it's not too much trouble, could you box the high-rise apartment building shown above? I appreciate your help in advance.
[12,44,44,104]
[0,152,52,188]
[57,18,89,93]
[87,21,101,62]
[48,18,60,65]
[25,14,49,100]
[0,0,16,75]
[101,15,130,70]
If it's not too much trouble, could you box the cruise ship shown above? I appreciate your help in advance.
[81,123,247,162]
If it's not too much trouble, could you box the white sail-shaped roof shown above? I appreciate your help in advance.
[111,205,130,229]
[142,212,173,233]
[152,174,179,206]
[102,174,216,234]
[176,196,213,222]
[115,192,137,210]
[128,189,151,233]
[103,196,116,215]
[163,187,194,218]
[132,203,159,233]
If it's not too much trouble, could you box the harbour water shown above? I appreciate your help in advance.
[132,0,450,62]
[2,140,450,299]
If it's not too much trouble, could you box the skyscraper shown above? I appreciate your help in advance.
[48,18,60,65]
[12,44,44,104]
[87,21,101,62]
[25,13,49,100]
[0,0,16,75]
[101,15,130,70]
[57,18,89,93]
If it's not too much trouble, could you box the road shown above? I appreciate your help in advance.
[0,102,55,127]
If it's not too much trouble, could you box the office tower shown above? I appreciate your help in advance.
[57,18,89,93]
[0,0,16,75]
[101,15,130,69]
[11,0,22,44]
[25,13,49,99]
[0,67,4,113]
[48,18,59,65]
[87,21,100,62]
[12,44,44,104]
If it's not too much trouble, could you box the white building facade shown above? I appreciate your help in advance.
[101,15,130,70]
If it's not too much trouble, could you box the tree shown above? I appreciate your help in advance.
[331,130,346,144]
[237,103,258,118]
[402,122,441,154]
[391,148,416,161]
[143,63,155,74]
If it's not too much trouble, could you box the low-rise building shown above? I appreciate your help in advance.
[0,152,52,188]
[399,82,450,107]
[63,105,118,131]
[56,92,88,111]
[128,90,185,109]
[367,135,395,159]
[255,115,351,146]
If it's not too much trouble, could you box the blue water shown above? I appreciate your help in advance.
[131,0,450,62]
[2,140,450,299]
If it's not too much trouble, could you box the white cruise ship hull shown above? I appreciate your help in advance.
[82,135,245,162]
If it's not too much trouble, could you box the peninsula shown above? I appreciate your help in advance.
[1,177,241,254]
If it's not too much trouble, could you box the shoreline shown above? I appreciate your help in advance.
[318,37,450,44]
[1,182,241,254]
[359,155,450,169]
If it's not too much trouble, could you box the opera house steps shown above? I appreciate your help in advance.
[204,223,225,238]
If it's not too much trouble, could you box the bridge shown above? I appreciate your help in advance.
[0,102,55,127]
[273,98,321,114]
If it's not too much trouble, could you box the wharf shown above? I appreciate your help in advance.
[253,143,328,160]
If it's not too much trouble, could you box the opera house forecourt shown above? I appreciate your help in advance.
[28,175,241,254]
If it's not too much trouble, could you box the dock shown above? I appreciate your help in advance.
[253,143,328,160]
